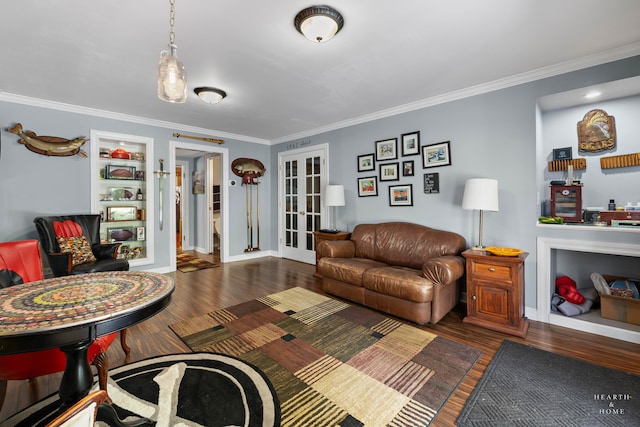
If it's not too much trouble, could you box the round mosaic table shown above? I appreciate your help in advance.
[0,271,174,416]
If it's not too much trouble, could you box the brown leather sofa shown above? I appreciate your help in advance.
[317,222,466,324]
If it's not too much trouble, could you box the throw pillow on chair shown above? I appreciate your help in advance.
[56,236,97,266]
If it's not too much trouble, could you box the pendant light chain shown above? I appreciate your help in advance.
[169,0,176,45]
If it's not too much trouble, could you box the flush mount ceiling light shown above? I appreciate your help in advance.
[294,5,344,43]
[157,0,187,103]
[194,87,227,104]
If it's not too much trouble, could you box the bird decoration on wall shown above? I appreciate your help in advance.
[577,109,616,153]
[7,123,88,157]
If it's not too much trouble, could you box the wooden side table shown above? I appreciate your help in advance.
[313,231,351,278]
[462,249,529,337]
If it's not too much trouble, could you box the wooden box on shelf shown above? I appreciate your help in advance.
[600,275,640,326]
[598,210,640,226]
[550,185,583,223]
[462,249,529,337]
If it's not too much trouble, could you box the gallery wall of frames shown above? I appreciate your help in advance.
[356,131,451,206]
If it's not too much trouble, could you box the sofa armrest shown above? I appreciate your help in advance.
[422,255,465,285]
[317,240,355,259]
[92,243,120,260]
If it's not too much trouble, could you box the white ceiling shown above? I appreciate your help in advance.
[2,0,640,144]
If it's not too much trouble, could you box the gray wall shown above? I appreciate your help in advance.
[270,55,640,310]
[0,102,270,270]
[2,55,639,311]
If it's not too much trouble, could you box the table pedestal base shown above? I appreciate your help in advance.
[59,340,93,410]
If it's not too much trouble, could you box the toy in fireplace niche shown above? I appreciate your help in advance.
[551,275,597,317]
[7,123,88,157]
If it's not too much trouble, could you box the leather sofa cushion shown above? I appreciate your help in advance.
[351,222,465,269]
[363,266,434,303]
[318,257,388,286]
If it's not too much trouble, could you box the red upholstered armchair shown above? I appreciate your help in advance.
[33,214,129,277]
[0,240,127,411]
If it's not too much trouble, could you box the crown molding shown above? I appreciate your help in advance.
[0,92,271,146]
[2,42,639,147]
[271,42,640,144]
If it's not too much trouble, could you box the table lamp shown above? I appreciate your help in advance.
[462,178,499,249]
[324,185,345,232]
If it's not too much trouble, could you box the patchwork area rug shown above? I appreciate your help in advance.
[3,353,280,427]
[176,252,219,272]
[170,287,482,426]
[456,339,640,426]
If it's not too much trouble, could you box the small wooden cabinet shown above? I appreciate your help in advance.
[313,231,351,278]
[462,249,529,337]
[550,185,582,223]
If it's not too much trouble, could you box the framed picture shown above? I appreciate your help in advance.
[553,147,572,161]
[357,176,378,197]
[105,165,136,180]
[107,227,136,242]
[192,171,205,194]
[137,226,145,241]
[389,184,413,206]
[375,138,397,161]
[422,141,451,168]
[106,206,137,222]
[423,172,440,194]
[357,153,375,172]
[401,131,420,156]
[379,162,399,181]
[402,160,414,176]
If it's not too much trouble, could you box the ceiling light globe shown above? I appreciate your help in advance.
[295,6,344,43]
[194,87,227,104]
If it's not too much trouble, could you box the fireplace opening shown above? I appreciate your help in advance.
[537,237,640,343]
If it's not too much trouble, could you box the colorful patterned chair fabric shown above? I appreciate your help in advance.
[33,214,129,277]
[0,240,122,411]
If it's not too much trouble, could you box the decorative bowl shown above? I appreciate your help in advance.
[111,148,130,159]
[485,246,523,257]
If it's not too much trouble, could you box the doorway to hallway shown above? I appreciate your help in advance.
[170,141,229,272]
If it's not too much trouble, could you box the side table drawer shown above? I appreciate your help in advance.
[471,262,511,280]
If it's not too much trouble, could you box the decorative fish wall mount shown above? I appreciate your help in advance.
[7,123,88,157]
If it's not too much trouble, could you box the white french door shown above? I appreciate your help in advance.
[279,145,328,264]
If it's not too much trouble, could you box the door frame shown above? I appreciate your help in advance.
[176,160,190,251]
[277,143,329,261]
[169,141,229,271]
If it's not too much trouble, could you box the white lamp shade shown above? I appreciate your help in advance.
[462,179,499,212]
[325,185,345,207]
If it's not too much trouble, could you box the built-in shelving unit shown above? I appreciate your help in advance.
[90,130,154,267]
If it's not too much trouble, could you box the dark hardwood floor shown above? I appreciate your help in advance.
[2,252,640,425]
